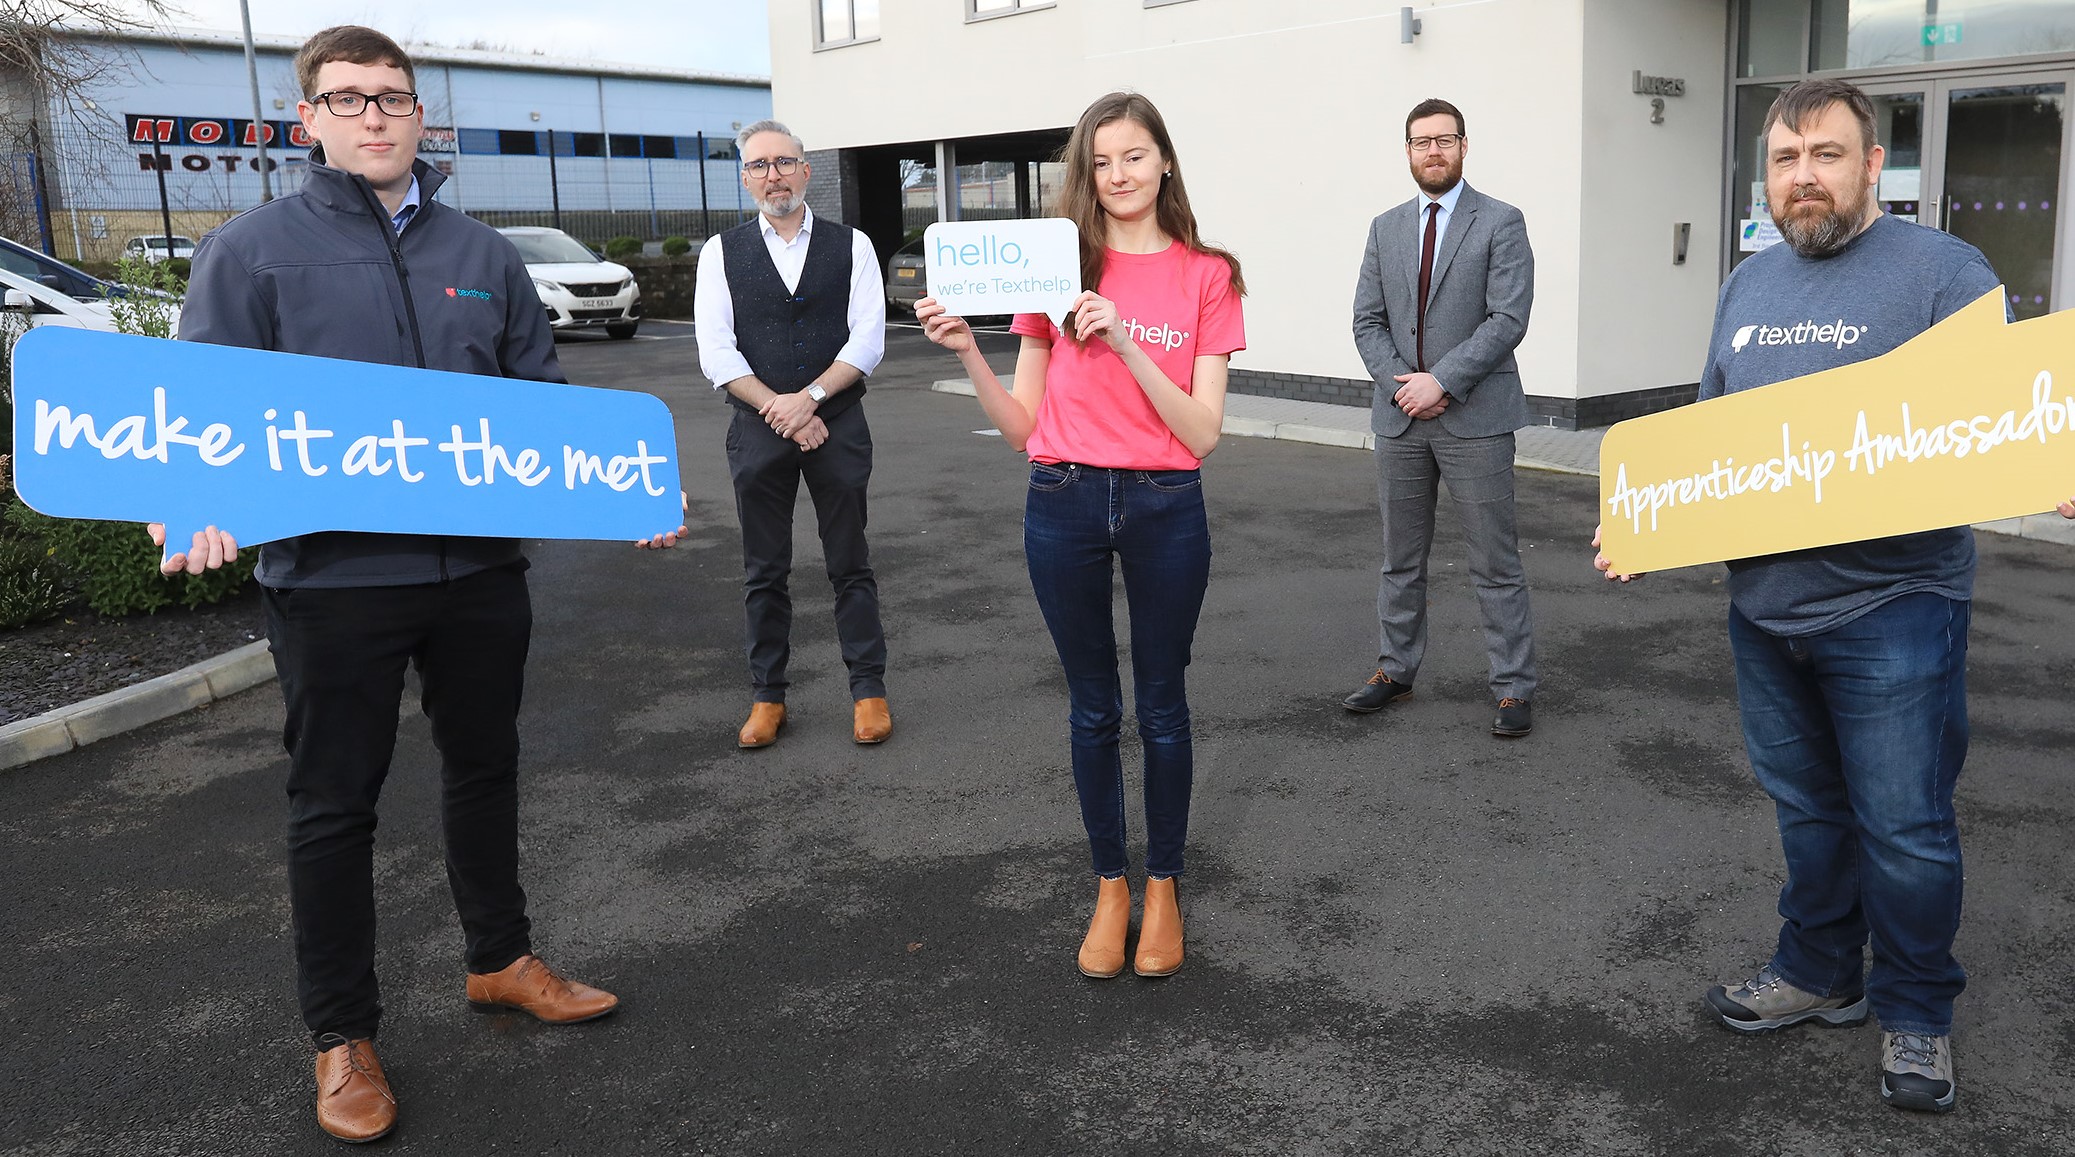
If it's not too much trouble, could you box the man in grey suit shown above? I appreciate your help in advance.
[1344,97,1537,737]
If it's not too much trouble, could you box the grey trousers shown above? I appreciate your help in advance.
[1373,419,1537,700]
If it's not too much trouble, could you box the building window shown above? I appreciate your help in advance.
[817,0,880,48]
[496,129,540,156]
[969,0,1054,20]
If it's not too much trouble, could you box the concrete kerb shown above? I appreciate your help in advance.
[0,640,274,772]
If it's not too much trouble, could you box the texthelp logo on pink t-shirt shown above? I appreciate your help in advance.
[1120,316,1190,352]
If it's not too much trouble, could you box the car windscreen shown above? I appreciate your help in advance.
[0,241,106,300]
[504,232,600,265]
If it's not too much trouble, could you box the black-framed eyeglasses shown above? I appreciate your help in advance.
[742,157,803,177]
[311,90,419,117]
[1407,134,1464,152]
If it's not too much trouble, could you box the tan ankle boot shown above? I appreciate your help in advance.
[1134,875,1183,977]
[1076,874,1131,978]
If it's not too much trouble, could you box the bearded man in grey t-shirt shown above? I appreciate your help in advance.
[1597,78,2004,1116]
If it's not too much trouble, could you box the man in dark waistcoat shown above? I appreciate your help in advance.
[694,119,890,749]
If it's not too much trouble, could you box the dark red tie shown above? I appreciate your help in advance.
[1416,201,1439,372]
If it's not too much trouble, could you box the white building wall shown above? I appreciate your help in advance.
[1576,0,1731,400]
[771,0,1605,402]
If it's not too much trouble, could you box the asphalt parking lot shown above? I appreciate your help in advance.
[4,320,2072,1156]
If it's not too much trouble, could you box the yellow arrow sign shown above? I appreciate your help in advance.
[1597,288,2075,574]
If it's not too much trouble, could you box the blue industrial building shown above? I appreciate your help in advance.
[10,26,772,261]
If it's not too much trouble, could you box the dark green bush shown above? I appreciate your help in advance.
[604,236,642,259]
[1,502,255,617]
[661,235,691,257]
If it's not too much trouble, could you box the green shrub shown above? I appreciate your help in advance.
[661,235,691,257]
[604,235,642,259]
[1,502,255,616]
[167,256,192,281]
[108,254,183,339]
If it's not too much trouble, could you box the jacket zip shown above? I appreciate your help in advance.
[350,173,449,579]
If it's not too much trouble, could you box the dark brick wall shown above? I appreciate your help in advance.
[1228,368,1698,430]
[803,148,859,227]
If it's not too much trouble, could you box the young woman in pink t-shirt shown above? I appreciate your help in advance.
[917,91,1245,980]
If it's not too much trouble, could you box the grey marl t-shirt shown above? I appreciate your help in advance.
[1697,212,2002,636]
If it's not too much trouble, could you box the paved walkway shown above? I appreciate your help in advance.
[934,379,2075,545]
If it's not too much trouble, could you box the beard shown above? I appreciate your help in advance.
[756,189,802,218]
[1411,156,1460,196]
[1773,184,1866,258]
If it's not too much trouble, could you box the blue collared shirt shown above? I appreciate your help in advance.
[1414,179,1465,257]
[391,176,422,235]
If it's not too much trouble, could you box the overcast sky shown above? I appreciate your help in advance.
[124,0,772,76]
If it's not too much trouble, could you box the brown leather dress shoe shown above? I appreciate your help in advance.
[466,954,620,1024]
[1134,876,1184,977]
[738,702,785,748]
[853,697,891,744]
[314,1035,396,1144]
[1076,874,1131,979]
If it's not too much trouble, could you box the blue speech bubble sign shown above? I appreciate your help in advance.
[11,327,683,553]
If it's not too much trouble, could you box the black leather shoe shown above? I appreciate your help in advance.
[1342,669,1413,713]
[1492,697,1532,737]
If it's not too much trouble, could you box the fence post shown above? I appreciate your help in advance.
[696,132,711,238]
[646,155,658,239]
[152,137,176,255]
[546,128,563,232]
[26,126,54,255]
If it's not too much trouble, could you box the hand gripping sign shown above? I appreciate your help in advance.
[1597,288,2075,574]
[924,218,1080,326]
[11,327,683,557]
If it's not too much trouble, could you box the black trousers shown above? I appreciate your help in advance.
[725,402,886,701]
[262,563,534,1043]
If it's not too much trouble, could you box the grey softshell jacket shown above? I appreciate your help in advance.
[180,150,565,588]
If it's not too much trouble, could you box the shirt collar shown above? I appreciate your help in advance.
[391,175,423,234]
[1422,180,1465,215]
[758,204,815,244]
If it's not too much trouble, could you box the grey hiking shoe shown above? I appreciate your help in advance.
[1881,1032,1956,1113]
[1706,964,1868,1032]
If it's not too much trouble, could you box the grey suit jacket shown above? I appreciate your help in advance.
[1352,182,1534,439]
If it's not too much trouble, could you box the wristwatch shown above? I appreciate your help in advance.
[805,384,828,403]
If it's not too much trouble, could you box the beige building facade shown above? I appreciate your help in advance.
[774,1,2075,427]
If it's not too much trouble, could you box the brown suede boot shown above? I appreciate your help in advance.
[1134,876,1184,977]
[738,702,785,749]
[1076,874,1131,979]
[314,1034,396,1144]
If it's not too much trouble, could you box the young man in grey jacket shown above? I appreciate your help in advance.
[156,25,628,1144]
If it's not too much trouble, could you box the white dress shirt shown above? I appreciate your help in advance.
[694,205,886,390]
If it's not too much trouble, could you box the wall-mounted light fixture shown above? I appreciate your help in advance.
[1400,6,1422,43]
[530,111,541,121]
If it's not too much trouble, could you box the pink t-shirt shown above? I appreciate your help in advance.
[1010,241,1245,471]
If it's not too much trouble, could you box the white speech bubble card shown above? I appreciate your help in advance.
[923,218,1080,326]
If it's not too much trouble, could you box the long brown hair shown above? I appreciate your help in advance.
[1057,92,1245,297]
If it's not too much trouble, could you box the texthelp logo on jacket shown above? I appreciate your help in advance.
[447,287,493,300]
[1730,318,1867,353]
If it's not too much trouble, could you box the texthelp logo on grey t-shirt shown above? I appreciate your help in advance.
[1730,318,1869,353]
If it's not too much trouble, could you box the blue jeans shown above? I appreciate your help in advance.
[1025,463,1211,879]
[1729,592,1970,1036]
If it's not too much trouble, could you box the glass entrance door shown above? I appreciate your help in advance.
[1941,81,2065,319]
[1864,71,2071,319]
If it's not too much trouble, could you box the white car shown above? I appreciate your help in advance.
[0,268,181,335]
[122,234,198,263]
[498,226,642,339]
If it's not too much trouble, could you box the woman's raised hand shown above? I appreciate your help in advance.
[915,297,974,354]
[1069,290,1129,353]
